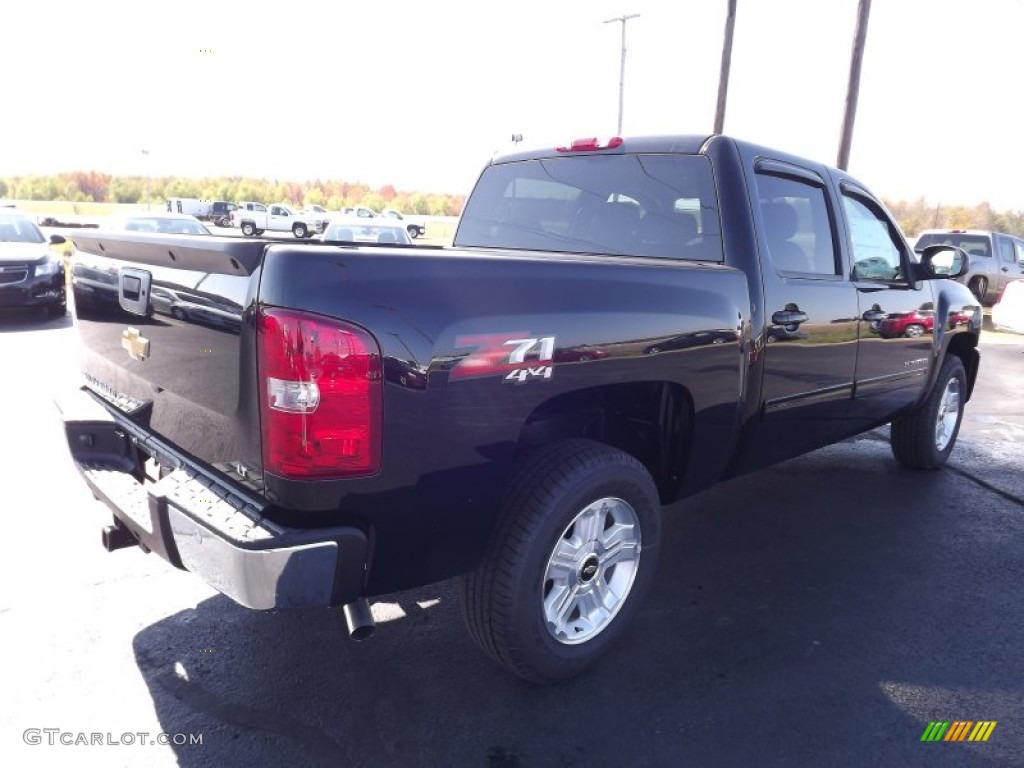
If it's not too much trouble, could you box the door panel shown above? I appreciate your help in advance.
[742,166,860,468]
[841,190,932,424]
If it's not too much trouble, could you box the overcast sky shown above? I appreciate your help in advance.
[4,0,1022,208]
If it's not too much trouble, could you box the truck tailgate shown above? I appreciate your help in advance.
[69,231,266,492]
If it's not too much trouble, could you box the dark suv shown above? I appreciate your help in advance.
[914,229,1024,305]
[210,201,237,227]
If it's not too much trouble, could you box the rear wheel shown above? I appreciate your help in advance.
[459,439,661,683]
[968,276,988,303]
[890,355,966,469]
[241,222,256,237]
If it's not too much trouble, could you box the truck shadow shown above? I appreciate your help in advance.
[132,436,1022,768]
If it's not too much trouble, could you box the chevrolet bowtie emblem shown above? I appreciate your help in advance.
[121,327,150,362]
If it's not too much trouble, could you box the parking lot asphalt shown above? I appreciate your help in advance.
[0,311,1021,768]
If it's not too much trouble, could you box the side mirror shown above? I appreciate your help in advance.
[49,234,67,245]
[917,244,967,279]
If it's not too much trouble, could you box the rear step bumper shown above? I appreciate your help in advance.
[55,387,368,611]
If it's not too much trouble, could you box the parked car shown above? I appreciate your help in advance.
[914,229,1024,305]
[322,219,412,244]
[877,308,934,338]
[876,305,973,338]
[381,208,426,239]
[0,210,67,316]
[991,279,1024,334]
[340,205,379,219]
[211,201,237,227]
[105,212,211,235]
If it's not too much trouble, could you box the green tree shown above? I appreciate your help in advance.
[360,192,385,212]
[389,194,409,213]
[408,192,429,215]
[426,194,449,217]
[110,177,143,204]
[304,188,326,207]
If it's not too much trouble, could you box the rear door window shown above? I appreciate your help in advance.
[997,235,1017,267]
[754,171,839,276]
[1014,237,1024,268]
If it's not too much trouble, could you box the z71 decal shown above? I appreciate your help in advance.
[452,333,556,384]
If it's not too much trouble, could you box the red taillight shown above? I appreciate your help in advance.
[257,307,382,479]
[556,137,623,153]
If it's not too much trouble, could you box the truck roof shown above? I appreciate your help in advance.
[488,134,868,190]
[491,134,713,165]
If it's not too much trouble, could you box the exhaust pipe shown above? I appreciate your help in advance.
[342,598,375,641]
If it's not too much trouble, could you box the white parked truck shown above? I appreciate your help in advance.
[230,202,328,238]
[381,208,426,239]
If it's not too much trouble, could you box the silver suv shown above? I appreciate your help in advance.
[914,229,1024,305]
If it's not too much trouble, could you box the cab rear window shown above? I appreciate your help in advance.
[454,154,723,261]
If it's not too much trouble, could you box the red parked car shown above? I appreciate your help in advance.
[877,308,971,338]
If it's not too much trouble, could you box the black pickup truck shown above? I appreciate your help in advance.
[61,135,981,683]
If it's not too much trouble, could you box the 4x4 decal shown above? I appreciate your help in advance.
[452,333,556,384]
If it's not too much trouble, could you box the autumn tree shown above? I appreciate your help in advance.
[360,192,385,212]
[109,177,144,204]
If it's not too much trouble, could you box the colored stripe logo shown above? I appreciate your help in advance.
[921,721,997,742]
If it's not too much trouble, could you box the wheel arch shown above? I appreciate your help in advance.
[514,380,693,503]
[944,332,980,402]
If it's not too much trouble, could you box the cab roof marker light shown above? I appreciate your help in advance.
[556,137,624,153]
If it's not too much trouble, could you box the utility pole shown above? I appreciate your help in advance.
[837,0,872,170]
[714,0,738,134]
[141,148,150,210]
[603,13,640,135]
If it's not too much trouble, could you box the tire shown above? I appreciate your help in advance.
[459,439,661,683]
[968,276,988,303]
[408,225,419,239]
[903,323,926,338]
[241,222,256,237]
[293,223,308,239]
[890,355,966,470]
[170,307,187,321]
